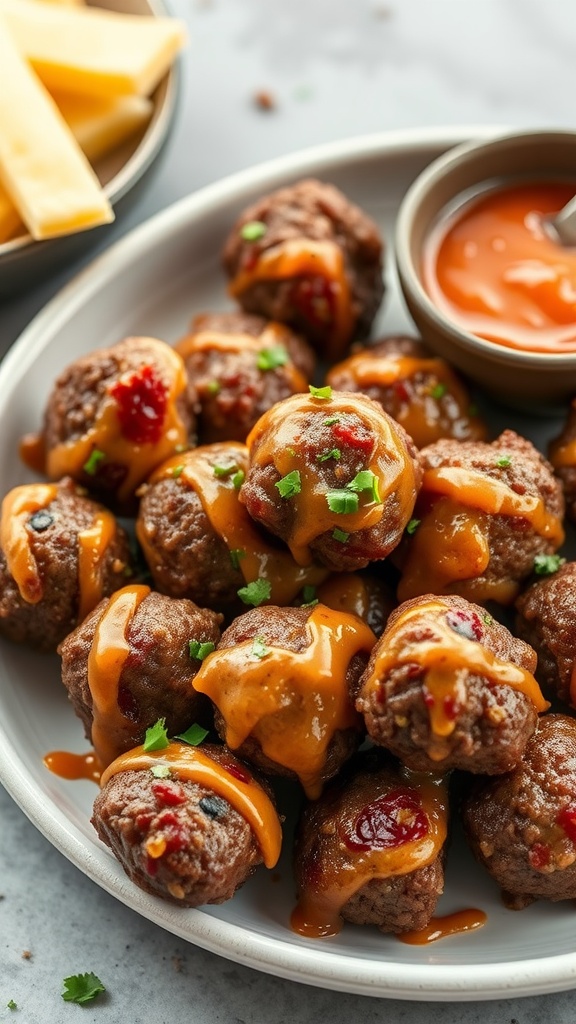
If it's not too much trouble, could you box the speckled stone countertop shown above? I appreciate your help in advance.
[3,2,576,1021]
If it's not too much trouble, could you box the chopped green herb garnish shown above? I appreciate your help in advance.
[317,448,341,463]
[300,584,318,606]
[61,973,105,1005]
[257,346,289,371]
[241,220,267,241]
[150,764,171,778]
[495,456,511,468]
[251,636,270,659]
[206,380,221,395]
[346,469,380,503]
[7,999,17,1010]
[430,382,447,399]
[286,446,296,457]
[83,449,105,476]
[468,403,479,417]
[309,384,332,400]
[232,469,245,490]
[534,553,566,576]
[275,469,301,499]
[213,462,239,478]
[323,415,341,426]
[326,489,359,515]
[406,518,421,535]
[175,723,209,746]
[332,528,350,543]
[482,613,493,626]
[143,718,169,752]
[171,464,184,478]
[189,639,216,661]
[175,443,188,453]
[229,548,246,571]
[237,578,272,607]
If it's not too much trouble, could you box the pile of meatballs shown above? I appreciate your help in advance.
[4,177,576,940]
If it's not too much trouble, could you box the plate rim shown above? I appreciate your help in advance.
[5,122,572,1003]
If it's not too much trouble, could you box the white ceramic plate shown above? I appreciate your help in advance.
[1,126,574,1003]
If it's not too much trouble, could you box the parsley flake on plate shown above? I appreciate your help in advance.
[61,973,105,1005]
[143,718,169,752]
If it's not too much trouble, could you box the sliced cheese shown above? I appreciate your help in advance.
[0,15,114,240]
[1,0,187,98]
[0,191,22,244]
[54,93,153,163]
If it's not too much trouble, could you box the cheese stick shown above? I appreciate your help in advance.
[1,0,187,98]
[0,15,114,240]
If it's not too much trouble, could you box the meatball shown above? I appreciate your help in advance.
[136,442,328,613]
[548,397,576,523]
[356,594,546,774]
[396,429,565,605]
[21,336,197,512]
[292,749,448,936]
[326,335,487,448]
[222,178,384,361]
[192,603,376,798]
[176,311,315,444]
[515,559,576,708]
[93,741,282,906]
[463,715,576,909]
[59,585,222,768]
[240,389,422,573]
[0,477,131,651]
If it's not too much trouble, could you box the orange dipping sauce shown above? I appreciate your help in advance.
[422,181,576,353]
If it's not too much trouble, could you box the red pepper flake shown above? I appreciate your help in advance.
[136,813,153,831]
[343,788,429,852]
[445,608,482,642]
[156,811,188,853]
[443,694,460,721]
[331,420,374,455]
[422,686,435,708]
[152,781,187,806]
[109,363,169,445]
[221,758,250,784]
[393,380,412,403]
[557,805,576,843]
[291,276,336,330]
[529,842,551,870]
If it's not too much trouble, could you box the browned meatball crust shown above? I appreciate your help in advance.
[292,750,447,935]
[549,397,576,523]
[356,594,543,775]
[240,390,421,573]
[59,587,222,765]
[463,715,576,909]
[222,178,384,361]
[176,311,315,444]
[515,560,576,707]
[29,336,197,512]
[0,477,131,651]
[92,743,271,906]
[192,603,375,797]
[396,429,565,606]
[326,335,487,448]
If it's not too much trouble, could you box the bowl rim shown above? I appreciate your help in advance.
[394,126,576,370]
[0,0,180,260]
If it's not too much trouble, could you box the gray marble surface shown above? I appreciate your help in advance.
[3,1,576,1020]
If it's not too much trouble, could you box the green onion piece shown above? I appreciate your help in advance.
[230,548,246,571]
[213,463,239,478]
[275,469,301,499]
[7,1000,17,1011]
[300,584,317,606]
[534,553,566,576]
[251,636,270,659]
[495,456,511,468]
[189,639,216,661]
[323,415,341,426]
[241,220,267,241]
[150,764,171,778]
[326,489,359,515]
[332,528,350,543]
[232,470,245,490]
[237,578,272,607]
[317,448,341,463]
[430,382,447,399]
[175,723,209,746]
[83,449,105,476]
[61,974,105,1005]
[482,613,493,626]
[309,384,332,400]
[171,464,184,478]
[256,346,289,371]
[346,469,380,503]
[143,718,169,752]
[206,380,221,395]
[406,518,421,535]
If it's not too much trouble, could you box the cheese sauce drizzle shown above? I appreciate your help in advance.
[176,324,309,395]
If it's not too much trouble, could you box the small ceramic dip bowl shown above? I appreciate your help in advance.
[394,128,576,412]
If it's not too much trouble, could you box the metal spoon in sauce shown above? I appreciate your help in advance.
[549,193,576,246]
